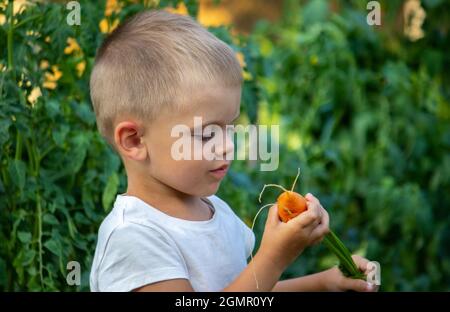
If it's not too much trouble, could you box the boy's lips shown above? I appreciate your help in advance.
[209,164,229,179]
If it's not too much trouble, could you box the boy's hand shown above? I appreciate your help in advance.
[320,255,379,292]
[258,193,330,272]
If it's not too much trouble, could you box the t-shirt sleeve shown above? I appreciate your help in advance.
[96,222,189,292]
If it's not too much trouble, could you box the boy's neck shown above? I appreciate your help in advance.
[124,176,213,222]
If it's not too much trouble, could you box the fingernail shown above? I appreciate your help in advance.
[366,282,374,291]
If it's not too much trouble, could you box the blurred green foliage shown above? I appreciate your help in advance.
[0,0,449,291]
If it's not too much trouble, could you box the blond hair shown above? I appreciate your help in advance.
[90,10,243,148]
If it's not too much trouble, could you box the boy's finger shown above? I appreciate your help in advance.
[320,207,330,231]
[310,219,330,241]
[352,255,370,273]
[267,204,280,226]
[308,207,330,243]
[295,205,321,228]
[343,278,374,292]
[303,219,321,234]
[310,237,323,245]
[308,201,323,220]
[305,193,320,205]
[305,193,321,206]
[306,200,322,215]
[291,212,315,228]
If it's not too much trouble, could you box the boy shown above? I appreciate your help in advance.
[89,10,377,292]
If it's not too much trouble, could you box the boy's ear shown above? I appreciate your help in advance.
[114,121,147,161]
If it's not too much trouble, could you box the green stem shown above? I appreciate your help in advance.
[13,14,41,29]
[326,231,359,273]
[24,137,35,174]
[28,134,43,288]
[31,137,40,176]
[15,132,22,160]
[323,231,365,280]
[7,0,14,79]
[323,235,357,275]
[36,192,44,289]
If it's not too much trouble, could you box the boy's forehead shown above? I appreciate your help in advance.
[177,85,241,123]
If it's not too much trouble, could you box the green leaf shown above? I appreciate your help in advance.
[302,0,329,26]
[22,249,36,266]
[52,124,70,147]
[7,159,27,191]
[17,231,32,243]
[102,172,119,212]
[43,213,59,225]
[0,118,12,146]
[68,133,89,173]
[44,239,61,256]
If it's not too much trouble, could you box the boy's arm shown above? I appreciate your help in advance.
[272,272,328,292]
[134,278,195,292]
[272,269,373,292]
[273,256,378,292]
[135,249,285,292]
[221,249,285,291]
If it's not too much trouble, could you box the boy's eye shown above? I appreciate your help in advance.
[193,134,215,141]
[202,133,215,141]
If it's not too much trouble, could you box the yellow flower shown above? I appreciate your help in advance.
[236,52,246,68]
[45,36,51,43]
[13,0,28,15]
[43,81,57,90]
[76,60,86,77]
[43,65,62,90]
[27,86,42,106]
[111,18,120,32]
[143,0,160,7]
[50,65,62,80]
[99,18,108,33]
[235,52,252,81]
[105,0,122,17]
[40,59,49,70]
[243,70,253,81]
[197,1,232,27]
[165,2,188,16]
[99,18,120,34]
[64,37,81,55]
[0,14,6,26]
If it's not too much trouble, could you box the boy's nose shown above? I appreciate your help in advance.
[214,128,234,159]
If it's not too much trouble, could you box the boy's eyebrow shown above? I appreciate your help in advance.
[190,113,240,132]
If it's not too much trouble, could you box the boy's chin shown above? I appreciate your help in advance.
[195,182,221,198]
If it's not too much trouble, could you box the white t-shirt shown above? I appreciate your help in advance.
[90,194,255,292]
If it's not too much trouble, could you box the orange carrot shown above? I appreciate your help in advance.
[250,168,366,289]
[276,191,307,222]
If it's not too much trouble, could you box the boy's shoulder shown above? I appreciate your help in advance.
[96,194,164,240]
[98,193,236,233]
